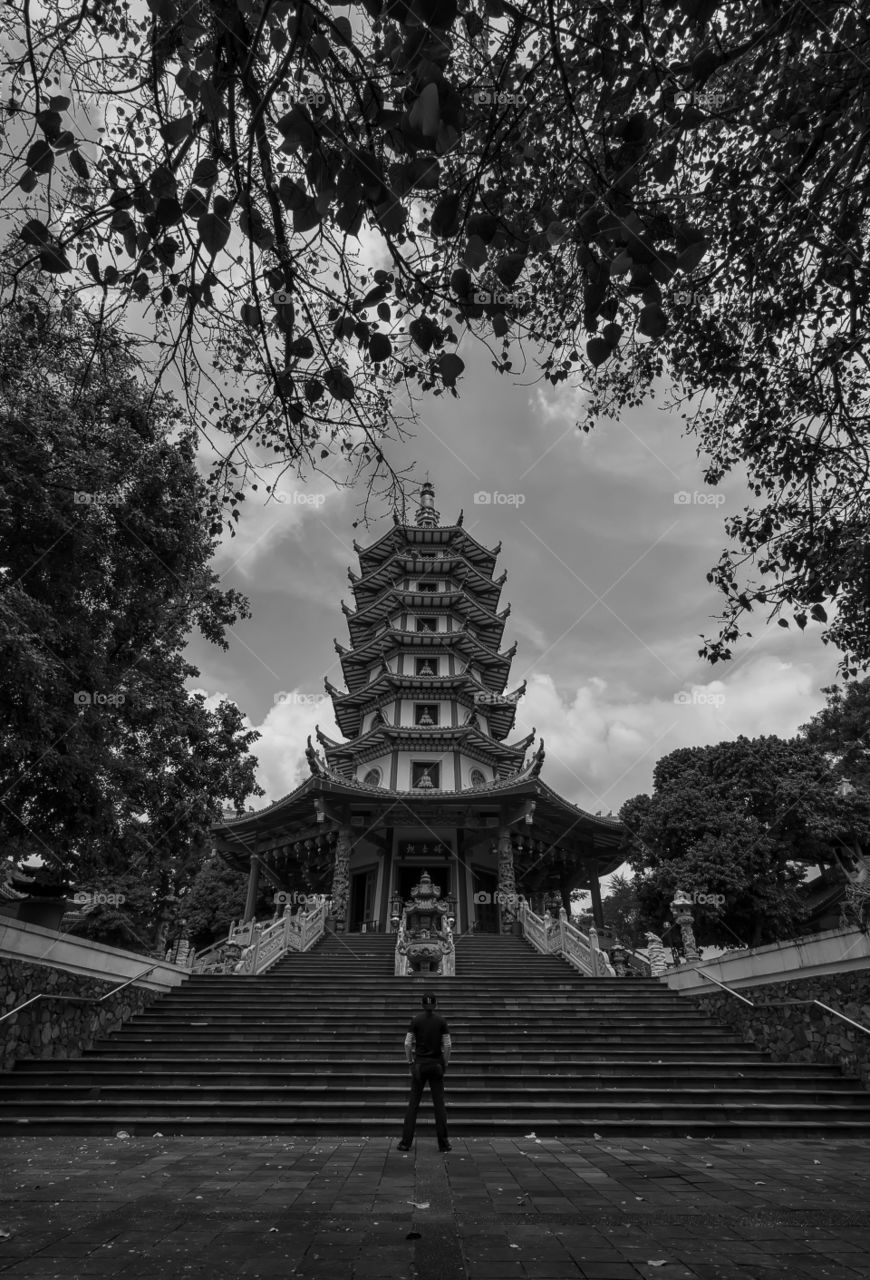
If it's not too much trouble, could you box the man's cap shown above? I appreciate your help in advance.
[422,992,437,1007]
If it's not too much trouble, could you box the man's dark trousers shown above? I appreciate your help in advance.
[401,1060,448,1147]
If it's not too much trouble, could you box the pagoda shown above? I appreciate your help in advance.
[212,482,623,935]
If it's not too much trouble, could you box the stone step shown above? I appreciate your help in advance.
[8,931,866,1139]
[8,1063,853,1086]
[2,1083,865,1107]
[2,1098,870,1131]
[81,1046,769,1061]
[129,1011,716,1025]
[6,1113,870,1138]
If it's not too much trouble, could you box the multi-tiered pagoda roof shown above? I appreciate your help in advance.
[213,483,622,910]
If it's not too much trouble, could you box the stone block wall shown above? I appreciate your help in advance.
[0,956,163,1073]
[690,969,870,1090]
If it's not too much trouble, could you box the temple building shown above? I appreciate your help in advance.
[212,482,623,933]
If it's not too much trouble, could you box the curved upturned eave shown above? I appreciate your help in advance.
[354,525,500,575]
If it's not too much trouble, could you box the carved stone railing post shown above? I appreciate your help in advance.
[497,826,518,930]
[671,889,701,962]
[331,825,352,934]
[645,931,669,977]
[558,906,568,956]
[610,941,627,978]
[588,924,601,975]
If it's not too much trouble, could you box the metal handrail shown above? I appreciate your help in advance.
[0,963,160,1025]
[693,966,870,1036]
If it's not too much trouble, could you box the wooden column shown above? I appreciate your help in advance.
[496,825,518,932]
[243,853,261,923]
[379,828,395,932]
[331,826,353,933]
[588,861,605,930]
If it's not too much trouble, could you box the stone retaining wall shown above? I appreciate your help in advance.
[0,956,163,1073]
[690,969,870,1090]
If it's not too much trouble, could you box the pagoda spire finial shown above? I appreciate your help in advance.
[414,477,440,528]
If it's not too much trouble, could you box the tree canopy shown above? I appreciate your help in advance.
[2,0,869,669]
[618,733,870,949]
[0,291,263,920]
[800,677,870,790]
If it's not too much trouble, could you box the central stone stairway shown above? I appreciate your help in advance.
[3,932,870,1137]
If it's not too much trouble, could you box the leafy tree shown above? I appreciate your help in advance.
[800,678,870,790]
[599,873,645,951]
[2,0,870,668]
[179,852,274,951]
[0,290,263,932]
[618,735,870,948]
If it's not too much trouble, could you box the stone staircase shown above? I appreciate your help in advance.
[3,932,870,1137]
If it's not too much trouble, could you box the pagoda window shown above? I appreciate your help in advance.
[414,703,439,726]
[415,658,437,676]
[412,761,440,789]
[363,767,382,787]
[416,616,437,633]
[470,768,488,788]
[417,580,438,592]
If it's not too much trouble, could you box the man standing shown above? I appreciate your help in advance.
[397,991,452,1153]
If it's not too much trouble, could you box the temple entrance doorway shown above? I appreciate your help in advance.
[472,867,499,933]
[349,868,377,932]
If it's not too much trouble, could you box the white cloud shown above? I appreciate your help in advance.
[513,655,824,815]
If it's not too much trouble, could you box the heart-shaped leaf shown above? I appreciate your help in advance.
[19,219,51,247]
[198,211,230,257]
[677,239,709,273]
[191,157,219,188]
[438,352,464,384]
[26,140,54,174]
[39,246,71,273]
[161,112,193,146]
[369,332,393,362]
[409,82,440,138]
[587,337,611,367]
[288,335,315,358]
[462,234,487,270]
[430,191,461,238]
[638,303,667,338]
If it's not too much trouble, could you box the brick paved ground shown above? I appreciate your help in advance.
[1,1132,869,1279]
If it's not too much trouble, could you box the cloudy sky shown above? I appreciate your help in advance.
[187,334,838,822]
